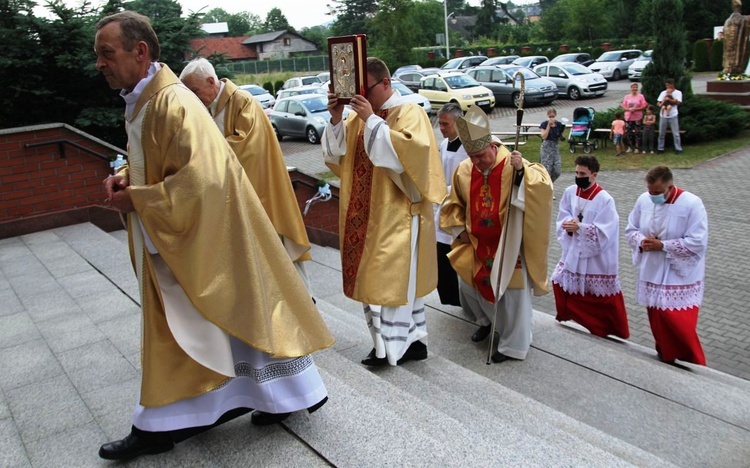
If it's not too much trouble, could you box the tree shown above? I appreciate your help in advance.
[202,7,230,23]
[329,0,379,37]
[124,0,203,71]
[264,7,292,32]
[408,0,444,48]
[369,0,417,64]
[229,11,262,36]
[300,24,332,51]
[474,0,497,37]
[641,0,688,105]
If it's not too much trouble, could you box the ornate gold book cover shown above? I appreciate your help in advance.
[327,34,367,103]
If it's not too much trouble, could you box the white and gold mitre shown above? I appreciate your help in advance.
[456,105,491,154]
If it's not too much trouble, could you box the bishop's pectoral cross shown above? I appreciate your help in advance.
[577,213,583,222]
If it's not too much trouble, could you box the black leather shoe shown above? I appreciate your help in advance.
[491,351,513,363]
[361,348,389,367]
[251,410,291,426]
[397,341,427,365]
[307,396,328,414]
[471,325,492,342]
[99,427,174,460]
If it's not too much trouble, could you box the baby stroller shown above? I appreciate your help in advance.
[568,107,598,154]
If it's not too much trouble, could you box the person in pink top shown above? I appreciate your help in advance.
[621,83,648,154]
[611,111,626,156]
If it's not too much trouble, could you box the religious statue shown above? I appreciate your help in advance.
[723,0,750,75]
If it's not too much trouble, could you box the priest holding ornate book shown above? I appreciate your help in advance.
[323,57,447,367]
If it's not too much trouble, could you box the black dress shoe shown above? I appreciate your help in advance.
[99,426,174,460]
[361,348,389,367]
[491,351,513,363]
[471,325,492,342]
[251,410,291,426]
[397,341,427,365]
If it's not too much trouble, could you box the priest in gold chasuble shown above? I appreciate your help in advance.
[322,57,447,367]
[441,106,553,363]
[95,12,333,461]
[179,59,313,292]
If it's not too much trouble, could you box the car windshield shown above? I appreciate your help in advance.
[637,50,653,61]
[503,66,539,80]
[597,52,621,62]
[560,63,590,75]
[551,55,575,62]
[391,82,414,95]
[441,58,463,69]
[301,77,322,86]
[301,97,328,113]
[444,74,480,89]
[242,86,266,96]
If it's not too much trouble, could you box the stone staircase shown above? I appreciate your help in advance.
[3,222,749,467]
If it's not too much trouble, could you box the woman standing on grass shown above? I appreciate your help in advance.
[621,83,649,154]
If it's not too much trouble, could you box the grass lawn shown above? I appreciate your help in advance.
[513,130,750,171]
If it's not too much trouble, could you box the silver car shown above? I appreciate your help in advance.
[391,80,433,114]
[238,84,275,109]
[270,95,344,144]
[628,50,653,81]
[588,49,642,81]
[467,65,557,107]
[533,62,607,100]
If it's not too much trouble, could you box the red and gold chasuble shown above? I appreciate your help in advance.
[470,160,505,302]
[342,109,389,297]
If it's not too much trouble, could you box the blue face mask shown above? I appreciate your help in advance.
[650,193,666,205]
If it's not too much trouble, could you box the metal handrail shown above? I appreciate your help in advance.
[24,139,113,162]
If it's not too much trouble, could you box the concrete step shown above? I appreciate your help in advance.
[314,297,671,466]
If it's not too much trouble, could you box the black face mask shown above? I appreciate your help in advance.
[575,176,590,189]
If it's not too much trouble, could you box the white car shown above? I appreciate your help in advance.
[533,62,607,100]
[588,49,642,81]
[276,85,327,101]
[391,80,433,114]
[628,50,653,81]
[238,84,275,109]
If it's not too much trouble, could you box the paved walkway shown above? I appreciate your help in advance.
[280,74,750,380]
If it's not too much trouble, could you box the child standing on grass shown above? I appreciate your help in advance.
[611,111,626,156]
[642,105,657,154]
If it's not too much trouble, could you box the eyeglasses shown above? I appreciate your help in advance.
[366,78,384,93]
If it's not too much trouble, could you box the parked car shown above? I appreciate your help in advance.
[467,65,557,107]
[512,56,549,68]
[238,84,276,109]
[588,49,642,81]
[393,64,422,76]
[479,55,520,66]
[393,68,440,92]
[316,71,330,83]
[533,62,608,100]
[418,72,495,112]
[628,50,653,81]
[551,53,594,67]
[391,80,433,114]
[270,95,346,144]
[439,56,489,71]
[276,85,327,100]
[278,75,324,96]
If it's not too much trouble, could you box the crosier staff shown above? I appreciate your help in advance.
[486,71,525,365]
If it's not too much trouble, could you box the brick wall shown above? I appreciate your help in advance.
[0,124,124,238]
[289,170,340,249]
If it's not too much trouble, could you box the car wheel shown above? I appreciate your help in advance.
[306,126,320,144]
[613,69,621,81]
[568,87,581,100]
[511,92,521,108]
[272,124,283,142]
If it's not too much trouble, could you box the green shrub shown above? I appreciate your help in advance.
[710,40,724,72]
[263,81,273,94]
[274,80,284,94]
[692,40,710,72]
[593,95,748,144]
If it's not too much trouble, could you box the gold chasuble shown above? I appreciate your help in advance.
[441,144,552,298]
[214,79,311,262]
[124,65,333,407]
[326,104,446,306]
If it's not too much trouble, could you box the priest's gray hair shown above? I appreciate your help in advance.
[179,58,218,81]
[438,102,463,120]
